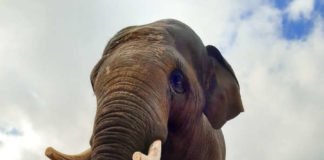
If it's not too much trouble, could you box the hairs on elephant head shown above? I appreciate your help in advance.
[45,19,244,160]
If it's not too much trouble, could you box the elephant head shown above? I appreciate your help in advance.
[45,19,243,160]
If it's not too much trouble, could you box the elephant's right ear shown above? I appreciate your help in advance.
[203,45,244,129]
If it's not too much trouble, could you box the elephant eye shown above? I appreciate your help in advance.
[170,69,186,94]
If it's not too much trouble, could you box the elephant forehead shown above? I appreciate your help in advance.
[99,19,209,86]
[103,26,172,57]
[105,66,111,75]
[103,19,206,58]
[104,42,178,69]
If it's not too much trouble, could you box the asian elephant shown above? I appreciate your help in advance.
[45,19,244,160]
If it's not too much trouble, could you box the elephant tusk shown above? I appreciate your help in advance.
[45,140,160,160]
[45,147,91,160]
[132,140,162,160]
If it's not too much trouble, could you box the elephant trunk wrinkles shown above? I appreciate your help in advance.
[91,89,161,160]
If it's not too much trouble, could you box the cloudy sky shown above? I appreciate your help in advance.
[1,0,323,159]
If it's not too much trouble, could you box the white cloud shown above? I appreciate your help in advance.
[0,0,323,160]
[0,119,42,160]
[222,3,324,160]
[286,0,315,20]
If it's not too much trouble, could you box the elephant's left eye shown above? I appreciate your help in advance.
[170,69,186,94]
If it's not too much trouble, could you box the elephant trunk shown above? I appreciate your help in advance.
[91,86,166,160]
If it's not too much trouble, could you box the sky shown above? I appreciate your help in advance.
[0,0,323,160]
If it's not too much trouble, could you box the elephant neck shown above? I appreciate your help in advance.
[162,115,225,160]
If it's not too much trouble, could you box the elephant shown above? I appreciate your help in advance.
[45,19,244,160]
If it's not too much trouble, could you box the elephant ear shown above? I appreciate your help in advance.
[203,45,244,129]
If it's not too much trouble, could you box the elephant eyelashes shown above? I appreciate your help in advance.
[169,69,186,94]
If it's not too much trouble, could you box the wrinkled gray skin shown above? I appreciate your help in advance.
[46,19,244,160]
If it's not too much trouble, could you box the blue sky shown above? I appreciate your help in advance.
[0,127,23,137]
[272,0,292,9]
[1,0,323,160]
[272,0,324,40]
